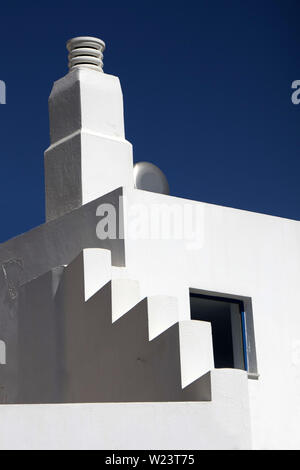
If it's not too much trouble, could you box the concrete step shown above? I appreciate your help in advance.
[111,278,140,322]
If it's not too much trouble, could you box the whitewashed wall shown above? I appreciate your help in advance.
[116,188,300,450]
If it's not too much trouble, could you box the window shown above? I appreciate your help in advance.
[190,289,258,378]
[0,340,6,365]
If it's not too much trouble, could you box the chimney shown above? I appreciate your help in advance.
[44,36,133,221]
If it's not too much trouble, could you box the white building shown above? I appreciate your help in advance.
[0,37,299,450]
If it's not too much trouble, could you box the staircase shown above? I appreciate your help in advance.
[3,248,216,404]
[0,237,252,449]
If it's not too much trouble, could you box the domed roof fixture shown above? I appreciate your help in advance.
[133,162,170,195]
[66,36,106,72]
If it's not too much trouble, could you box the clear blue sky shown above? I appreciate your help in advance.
[0,0,300,242]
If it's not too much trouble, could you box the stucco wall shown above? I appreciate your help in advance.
[0,369,251,450]
[116,188,300,450]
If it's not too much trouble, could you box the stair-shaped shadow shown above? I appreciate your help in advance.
[4,252,212,404]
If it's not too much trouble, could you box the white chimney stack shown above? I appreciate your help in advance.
[44,36,133,221]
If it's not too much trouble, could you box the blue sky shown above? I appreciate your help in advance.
[0,0,300,242]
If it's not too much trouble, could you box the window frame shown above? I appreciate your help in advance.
[190,288,259,380]
[0,340,6,365]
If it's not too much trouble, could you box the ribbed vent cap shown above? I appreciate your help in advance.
[67,36,106,72]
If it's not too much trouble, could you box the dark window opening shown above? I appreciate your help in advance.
[190,293,247,371]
